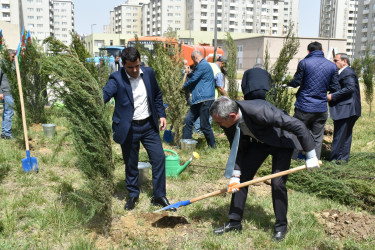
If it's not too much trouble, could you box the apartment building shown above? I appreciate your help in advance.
[142,0,186,36]
[0,0,74,45]
[53,0,74,45]
[185,0,298,36]
[319,0,358,57]
[354,0,375,57]
[108,0,298,38]
[108,0,149,35]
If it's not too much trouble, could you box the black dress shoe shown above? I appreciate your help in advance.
[213,222,242,235]
[124,197,138,210]
[273,230,287,241]
[150,196,177,212]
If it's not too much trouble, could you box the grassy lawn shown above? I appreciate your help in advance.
[0,88,374,249]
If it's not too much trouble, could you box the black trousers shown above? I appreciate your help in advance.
[329,116,359,162]
[228,141,293,232]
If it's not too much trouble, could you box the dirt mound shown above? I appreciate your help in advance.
[94,212,200,249]
[315,209,375,241]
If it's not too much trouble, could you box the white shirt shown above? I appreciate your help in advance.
[338,65,348,75]
[238,109,263,143]
[126,69,151,120]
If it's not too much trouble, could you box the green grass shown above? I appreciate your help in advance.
[0,86,374,249]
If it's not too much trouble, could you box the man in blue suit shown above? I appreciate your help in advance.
[103,47,175,211]
[328,53,361,163]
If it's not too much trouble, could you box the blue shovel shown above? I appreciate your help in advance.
[15,59,38,173]
[154,163,312,212]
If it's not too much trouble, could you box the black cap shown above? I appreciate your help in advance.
[217,56,226,63]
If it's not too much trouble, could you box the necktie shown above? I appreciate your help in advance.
[225,122,240,179]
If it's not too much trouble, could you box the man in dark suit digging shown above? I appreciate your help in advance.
[209,96,320,241]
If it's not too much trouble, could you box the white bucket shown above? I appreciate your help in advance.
[180,139,198,152]
[138,162,151,186]
[42,124,56,138]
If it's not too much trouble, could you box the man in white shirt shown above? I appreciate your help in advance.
[103,47,175,211]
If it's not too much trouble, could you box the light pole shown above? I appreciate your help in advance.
[91,24,96,56]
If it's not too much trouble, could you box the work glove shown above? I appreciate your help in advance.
[305,149,320,172]
[227,170,241,193]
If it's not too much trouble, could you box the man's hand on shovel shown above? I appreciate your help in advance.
[227,170,241,193]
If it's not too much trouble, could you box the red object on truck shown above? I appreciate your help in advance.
[127,36,224,66]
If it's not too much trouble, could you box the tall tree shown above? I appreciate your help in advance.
[266,23,300,113]
[362,45,374,115]
[351,57,362,79]
[42,38,114,234]
[224,32,238,100]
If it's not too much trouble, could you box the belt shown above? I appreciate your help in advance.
[132,117,150,125]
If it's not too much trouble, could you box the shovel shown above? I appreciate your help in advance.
[154,163,315,212]
[15,59,38,173]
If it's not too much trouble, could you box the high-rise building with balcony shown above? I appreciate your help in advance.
[1,0,55,43]
[354,0,375,57]
[0,0,74,45]
[112,0,299,38]
[185,0,298,36]
[108,0,149,35]
[319,0,358,57]
[53,0,74,45]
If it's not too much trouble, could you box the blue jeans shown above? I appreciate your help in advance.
[1,95,14,137]
[193,116,212,134]
[183,100,216,147]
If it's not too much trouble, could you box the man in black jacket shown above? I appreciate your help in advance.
[328,53,361,162]
[210,96,320,241]
[241,62,271,100]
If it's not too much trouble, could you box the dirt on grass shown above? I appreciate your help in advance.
[94,212,202,248]
[315,209,375,241]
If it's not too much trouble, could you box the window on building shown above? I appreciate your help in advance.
[28,24,34,28]
[28,16,34,19]
[37,16,43,20]
[36,8,42,12]
[27,8,34,12]
[37,24,43,28]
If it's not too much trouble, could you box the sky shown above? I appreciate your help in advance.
[74,0,321,37]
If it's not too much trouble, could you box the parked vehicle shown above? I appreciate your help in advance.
[127,36,224,66]
[87,46,125,65]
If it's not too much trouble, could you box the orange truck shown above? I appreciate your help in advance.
[127,36,224,66]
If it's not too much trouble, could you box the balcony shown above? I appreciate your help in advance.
[361,37,368,42]
[364,0,370,5]
[229,9,236,14]
[245,25,253,29]
[229,24,236,29]
[200,23,207,27]
[363,9,369,15]
[201,0,208,4]
[362,28,368,32]
[246,3,254,7]
[363,18,368,24]
[229,2,236,7]
[201,15,208,20]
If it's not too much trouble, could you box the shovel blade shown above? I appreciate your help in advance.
[154,200,191,213]
[22,151,38,173]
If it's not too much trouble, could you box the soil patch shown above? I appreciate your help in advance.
[315,209,375,241]
[94,212,201,249]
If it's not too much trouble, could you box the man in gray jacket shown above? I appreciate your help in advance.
[0,50,16,139]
